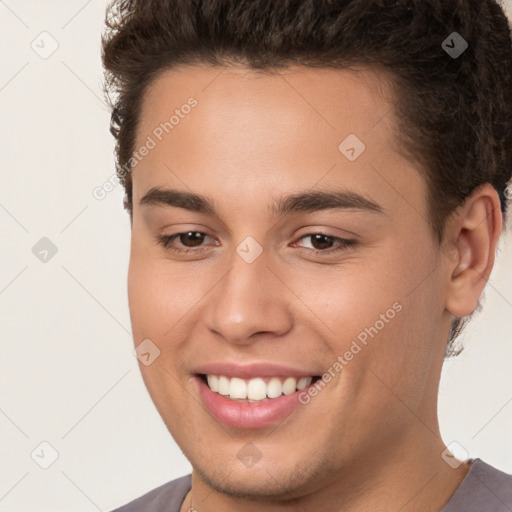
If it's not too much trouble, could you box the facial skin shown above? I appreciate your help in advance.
[126,64,502,512]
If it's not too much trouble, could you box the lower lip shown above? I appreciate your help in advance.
[195,376,315,429]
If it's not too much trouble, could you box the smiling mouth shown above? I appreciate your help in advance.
[198,374,322,401]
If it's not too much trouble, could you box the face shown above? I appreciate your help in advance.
[127,64,453,499]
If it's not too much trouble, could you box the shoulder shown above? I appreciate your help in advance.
[443,458,512,512]
[109,474,192,512]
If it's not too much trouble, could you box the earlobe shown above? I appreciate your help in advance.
[444,184,503,318]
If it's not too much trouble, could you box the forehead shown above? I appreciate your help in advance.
[137,64,396,146]
[131,63,423,222]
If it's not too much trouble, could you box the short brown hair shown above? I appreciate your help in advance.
[101,0,512,355]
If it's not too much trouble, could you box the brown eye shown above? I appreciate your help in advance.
[175,232,206,247]
[157,231,214,253]
[294,233,357,255]
[309,234,336,250]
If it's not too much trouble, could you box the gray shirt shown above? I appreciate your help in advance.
[110,458,512,512]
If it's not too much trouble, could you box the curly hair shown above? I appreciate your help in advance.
[101,0,512,356]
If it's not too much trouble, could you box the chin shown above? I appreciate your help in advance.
[190,448,330,502]
[197,465,299,500]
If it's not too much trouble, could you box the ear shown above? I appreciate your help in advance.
[443,184,503,318]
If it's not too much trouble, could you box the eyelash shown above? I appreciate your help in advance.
[155,231,357,256]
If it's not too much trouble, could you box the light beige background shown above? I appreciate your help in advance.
[1,1,511,510]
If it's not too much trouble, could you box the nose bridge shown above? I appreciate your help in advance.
[205,244,293,343]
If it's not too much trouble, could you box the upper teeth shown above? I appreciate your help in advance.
[206,375,313,401]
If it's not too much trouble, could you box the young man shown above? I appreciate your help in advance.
[101,1,512,510]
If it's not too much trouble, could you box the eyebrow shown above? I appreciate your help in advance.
[139,186,384,217]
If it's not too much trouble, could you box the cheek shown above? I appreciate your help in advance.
[282,256,404,339]
[291,240,441,372]
[127,245,175,342]
[127,249,194,417]
[127,255,158,337]
[341,244,444,406]
[127,243,212,344]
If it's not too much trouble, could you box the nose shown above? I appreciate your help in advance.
[204,249,294,346]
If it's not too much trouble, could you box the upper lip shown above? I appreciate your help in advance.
[194,362,321,379]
